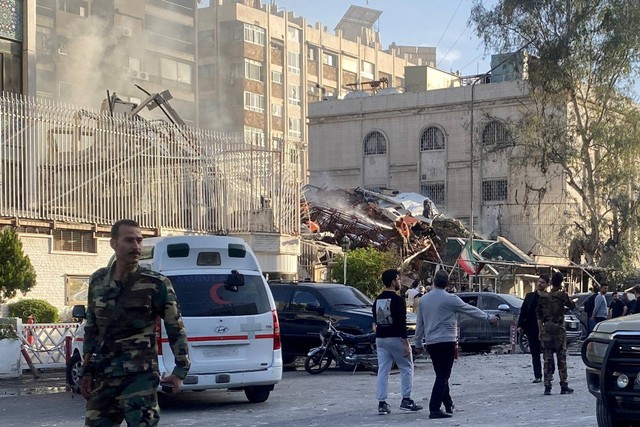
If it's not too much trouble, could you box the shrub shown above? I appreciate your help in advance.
[8,299,59,323]
[0,227,37,302]
[331,247,400,300]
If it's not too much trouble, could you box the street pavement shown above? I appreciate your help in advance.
[0,351,596,426]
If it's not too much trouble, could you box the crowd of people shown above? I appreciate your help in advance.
[583,284,640,334]
[373,268,581,419]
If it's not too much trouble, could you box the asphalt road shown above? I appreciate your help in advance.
[0,352,596,427]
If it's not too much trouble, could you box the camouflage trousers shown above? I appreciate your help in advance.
[541,325,568,387]
[85,371,160,427]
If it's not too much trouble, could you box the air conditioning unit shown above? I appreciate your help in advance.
[121,67,131,76]
[122,27,132,37]
[131,70,140,79]
[139,71,149,81]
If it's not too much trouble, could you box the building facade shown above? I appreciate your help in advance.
[307,73,573,259]
[196,1,436,174]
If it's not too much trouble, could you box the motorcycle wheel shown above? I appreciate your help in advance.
[304,351,332,374]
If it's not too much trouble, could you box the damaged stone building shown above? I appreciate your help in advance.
[307,53,576,271]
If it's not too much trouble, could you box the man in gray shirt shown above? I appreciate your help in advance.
[592,285,609,324]
[414,270,499,419]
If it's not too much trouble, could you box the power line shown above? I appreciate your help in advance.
[435,0,464,49]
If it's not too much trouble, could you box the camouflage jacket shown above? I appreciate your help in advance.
[83,263,190,379]
[536,287,575,328]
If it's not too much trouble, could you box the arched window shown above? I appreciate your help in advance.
[420,126,445,151]
[482,121,512,147]
[363,131,387,155]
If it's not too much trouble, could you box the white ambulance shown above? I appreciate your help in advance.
[68,235,283,403]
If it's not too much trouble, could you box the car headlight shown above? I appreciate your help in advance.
[586,341,609,364]
[616,373,630,389]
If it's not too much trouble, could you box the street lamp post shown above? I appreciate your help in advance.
[341,236,351,285]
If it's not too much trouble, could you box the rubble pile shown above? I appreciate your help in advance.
[301,186,474,267]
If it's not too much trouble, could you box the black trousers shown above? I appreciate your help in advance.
[526,330,542,379]
[426,341,456,413]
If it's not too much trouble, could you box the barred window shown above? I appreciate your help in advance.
[363,131,387,156]
[53,229,96,253]
[420,126,445,151]
[420,182,445,205]
[482,121,512,146]
[482,179,508,201]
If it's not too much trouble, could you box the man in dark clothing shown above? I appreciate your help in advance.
[583,287,598,334]
[536,272,575,396]
[373,269,422,415]
[517,274,548,383]
[608,292,627,318]
[627,286,640,315]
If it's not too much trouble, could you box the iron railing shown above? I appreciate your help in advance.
[0,92,302,235]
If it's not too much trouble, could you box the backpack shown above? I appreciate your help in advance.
[584,293,597,317]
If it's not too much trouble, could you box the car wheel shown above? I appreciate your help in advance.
[66,353,82,394]
[304,351,332,374]
[596,398,627,427]
[518,332,530,354]
[244,385,271,403]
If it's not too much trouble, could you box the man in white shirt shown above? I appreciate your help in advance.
[405,280,420,312]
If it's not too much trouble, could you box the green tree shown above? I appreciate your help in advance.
[471,0,640,271]
[0,227,37,302]
[331,247,400,299]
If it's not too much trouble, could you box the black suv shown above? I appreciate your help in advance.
[582,316,640,426]
[269,282,416,364]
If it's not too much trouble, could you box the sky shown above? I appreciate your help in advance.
[273,0,497,76]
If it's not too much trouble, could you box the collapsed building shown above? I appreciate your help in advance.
[299,186,598,297]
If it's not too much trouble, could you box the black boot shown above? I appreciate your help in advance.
[561,385,574,394]
[544,385,552,395]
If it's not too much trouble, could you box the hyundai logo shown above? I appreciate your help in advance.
[215,326,228,333]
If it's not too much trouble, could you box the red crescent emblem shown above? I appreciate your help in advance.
[210,283,231,305]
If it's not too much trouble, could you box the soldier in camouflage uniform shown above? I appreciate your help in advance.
[80,219,190,426]
[536,271,575,395]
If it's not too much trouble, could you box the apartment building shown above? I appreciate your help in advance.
[196,1,435,162]
[307,59,573,259]
[34,0,197,123]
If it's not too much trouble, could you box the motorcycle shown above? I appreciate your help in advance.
[304,319,378,374]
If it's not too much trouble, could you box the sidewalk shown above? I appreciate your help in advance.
[0,369,68,397]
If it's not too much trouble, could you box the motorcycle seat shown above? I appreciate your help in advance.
[342,331,376,343]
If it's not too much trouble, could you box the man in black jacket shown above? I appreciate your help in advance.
[517,274,549,383]
[373,269,422,415]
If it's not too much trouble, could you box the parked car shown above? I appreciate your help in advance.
[455,292,523,351]
[268,281,417,364]
[455,292,581,352]
[582,315,640,426]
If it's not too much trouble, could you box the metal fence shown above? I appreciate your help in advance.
[0,92,302,235]
[20,322,80,370]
